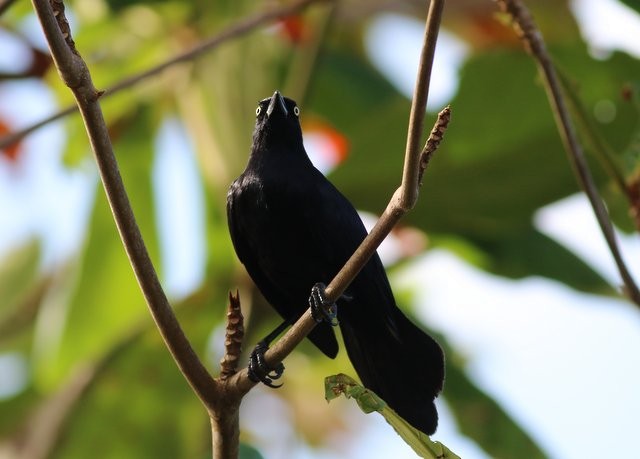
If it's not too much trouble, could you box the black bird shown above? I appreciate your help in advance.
[226,91,445,434]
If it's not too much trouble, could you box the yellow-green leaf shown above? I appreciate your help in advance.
[325,374,460,459]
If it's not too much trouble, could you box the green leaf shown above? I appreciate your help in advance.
[239,443,266,459]
[46,286,225,459]
[0,386,39,437]
[34,107,161,387]
[50,330,207,459]
[462,227,613,294]
[617,1,640,17]
[310,44,636,293]
[325,373,460,459]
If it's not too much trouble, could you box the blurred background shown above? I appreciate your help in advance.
[1,0,640,458]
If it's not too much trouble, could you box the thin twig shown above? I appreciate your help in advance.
[558,70,640,232]
[31,0,448,455]
[0,72,35,79]
[227,0,449,394]
[31,1,337,457]
[0,0,17,16]
[556,70,627,194]
[31,0,218,409]
[0,0,331,151]
[495,0,640,306]
[400,0,446,210]
[0,106,75,151]
[629,172,640,231]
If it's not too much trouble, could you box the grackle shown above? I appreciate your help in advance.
[226,91,444,434]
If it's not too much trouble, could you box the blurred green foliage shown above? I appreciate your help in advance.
[1,0,639,458]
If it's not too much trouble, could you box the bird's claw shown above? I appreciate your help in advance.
[309,282,339,326]
[248,341,285,388]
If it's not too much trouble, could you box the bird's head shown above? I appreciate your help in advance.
[251,91,304,152]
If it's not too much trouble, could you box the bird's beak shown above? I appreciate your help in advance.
[266,90,288,118]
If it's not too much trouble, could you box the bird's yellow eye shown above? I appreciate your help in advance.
[256,106,261,116]
[294,106,300,116]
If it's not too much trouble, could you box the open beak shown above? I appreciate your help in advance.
[266,90,288,118]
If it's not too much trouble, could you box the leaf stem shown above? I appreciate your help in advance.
[556,69,627,195]
[496,0,640,306]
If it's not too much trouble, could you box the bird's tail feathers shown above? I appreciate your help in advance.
[339,307,444,435]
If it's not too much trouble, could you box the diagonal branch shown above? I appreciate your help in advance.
[30,1,335,457]
[31,0,448,455]
[226,0,449,396]
[400,0,446,210]
[0,0,331,151]
[31,0,218,409]
[495,0,640,306]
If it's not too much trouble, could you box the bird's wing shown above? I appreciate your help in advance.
[305,172,401,328]
[227,175,339,358]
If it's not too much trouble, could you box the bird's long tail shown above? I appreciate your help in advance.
[338,282,444,434]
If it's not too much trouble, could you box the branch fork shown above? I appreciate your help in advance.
[31,0,449,456]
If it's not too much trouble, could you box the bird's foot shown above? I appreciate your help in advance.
[248,340,285,388]
[309,282,339,326]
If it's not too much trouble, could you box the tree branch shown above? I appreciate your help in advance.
[495,0,640,306]
[31,1,337,457]
[32,0,448,456]
[226,0,449,396]
[31,0,218,410]
[556,70,628,196]
[400,0,446,210]
[0,0,331,151]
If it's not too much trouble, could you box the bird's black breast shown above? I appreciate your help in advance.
[227,166,354,357]
[231,167,359,288]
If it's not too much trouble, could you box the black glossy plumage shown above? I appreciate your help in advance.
[226,91,445,434]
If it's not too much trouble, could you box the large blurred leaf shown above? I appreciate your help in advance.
[45,283,228,459]
[0,243,44,441]
[51,326,207,459]
[618,0,640,16]
[34,106,161,387]
[239,442,265,459]
[307,46,622,292]
[319,46,602,233]
[0,386,39,438]
[4,1,638,458]
[457,227,612,294]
